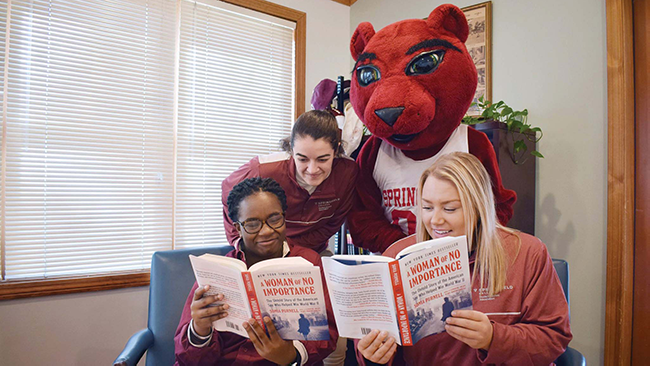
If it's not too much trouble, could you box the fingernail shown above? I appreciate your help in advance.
[451,311,457,316]
[223,304,229,309]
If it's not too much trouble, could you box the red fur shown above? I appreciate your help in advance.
[350,5,477,154]
[347,4,516,252]
[350,22,375,60]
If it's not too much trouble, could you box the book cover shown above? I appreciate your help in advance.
[189,255,329,340]
[398,237,473,344]
[322,235,472,345]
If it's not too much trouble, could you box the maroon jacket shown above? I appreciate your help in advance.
[221,152,358,252]
[348,128,516,253]
[357,230,572,366]
[174,245,338,366]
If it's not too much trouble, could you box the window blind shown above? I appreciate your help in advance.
[1,1,6,279]
[174,0,295,249]
[0,0,297,281]
[3,0,177,279]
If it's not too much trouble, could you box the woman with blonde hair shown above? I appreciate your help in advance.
[357,152,572,365]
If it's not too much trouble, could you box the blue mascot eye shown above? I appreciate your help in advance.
[405,50,445,76]
[356,66,381,87]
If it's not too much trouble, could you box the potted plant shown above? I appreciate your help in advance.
[462,96,543,165]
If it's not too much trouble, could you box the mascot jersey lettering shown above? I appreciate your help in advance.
[373,124,469,235]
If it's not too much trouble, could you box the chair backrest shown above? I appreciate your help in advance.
[146,245,233,366]
[552,258,570,310]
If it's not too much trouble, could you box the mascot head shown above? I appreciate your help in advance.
[350,4,477,151]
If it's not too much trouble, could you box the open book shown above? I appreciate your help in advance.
[321,236,472,346]
[189,254,329,341]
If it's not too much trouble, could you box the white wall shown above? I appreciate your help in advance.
[350,0,607,364]
[0,1,350,365]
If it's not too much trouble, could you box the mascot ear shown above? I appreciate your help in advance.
[426,4,470,43]
[350,22,376,61]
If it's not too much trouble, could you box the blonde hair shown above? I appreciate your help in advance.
[416,152,513,296]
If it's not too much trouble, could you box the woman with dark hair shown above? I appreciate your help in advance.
[221,110,359,255]
[175,177,338,365]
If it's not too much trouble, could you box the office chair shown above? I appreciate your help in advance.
[553,259,586,366]
[114,245,233,366]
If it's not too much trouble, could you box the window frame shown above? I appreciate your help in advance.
[0,0,306,301]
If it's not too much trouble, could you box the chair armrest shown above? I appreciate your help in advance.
[555,346,586,366]
[113,328,154,366]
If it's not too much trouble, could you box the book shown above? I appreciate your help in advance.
[321,235,472,346]
[189,254,329,341]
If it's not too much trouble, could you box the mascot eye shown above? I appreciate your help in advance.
[405,50,445,76]
[356,66,381,87]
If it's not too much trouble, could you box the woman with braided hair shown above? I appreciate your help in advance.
[175,177,338,365]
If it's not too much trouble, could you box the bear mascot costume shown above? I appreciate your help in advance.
[347,4,516,253]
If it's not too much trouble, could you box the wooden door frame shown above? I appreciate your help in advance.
[605,0,635,364]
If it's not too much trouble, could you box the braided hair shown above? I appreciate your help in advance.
[227,177,288,223]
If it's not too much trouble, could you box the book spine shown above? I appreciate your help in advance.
[242,271,265,331]
[389,260,413,346]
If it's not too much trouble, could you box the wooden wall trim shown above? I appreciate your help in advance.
[221,0,306,117]
[605,0,635,364]
[0,272,150,300]
[632,0,650,363]
[330,0,357,6]
[295,13,306,117]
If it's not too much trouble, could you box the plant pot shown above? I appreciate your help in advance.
[473,121,537,235]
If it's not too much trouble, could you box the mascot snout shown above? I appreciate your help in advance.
[361,77,437,145]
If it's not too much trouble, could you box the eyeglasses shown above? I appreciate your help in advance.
[237,212,285,234]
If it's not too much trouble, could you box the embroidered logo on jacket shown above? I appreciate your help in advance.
[316,198,340,212]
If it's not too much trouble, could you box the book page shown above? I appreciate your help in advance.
[248,256,311,271]
[251,266,329,341]
[398,236,473,344]
[322,258,401,344]
[196,253,247,271]
[396,235,460,259]
[329,254,393,265]
[189,255,251,338]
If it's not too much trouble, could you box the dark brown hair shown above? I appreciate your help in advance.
[281,110,345,156]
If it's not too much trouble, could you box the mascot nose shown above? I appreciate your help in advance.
[375,107,405,127]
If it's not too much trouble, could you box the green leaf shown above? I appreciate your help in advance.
[529,127,541,132]
[531,150,544,158]
[513,140,526,153]
[509,120,523,132]
[462,116,480,125]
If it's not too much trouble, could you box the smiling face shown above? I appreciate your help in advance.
[292,135,335,187]
[235,192,286,261]
[420,175,466,239]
